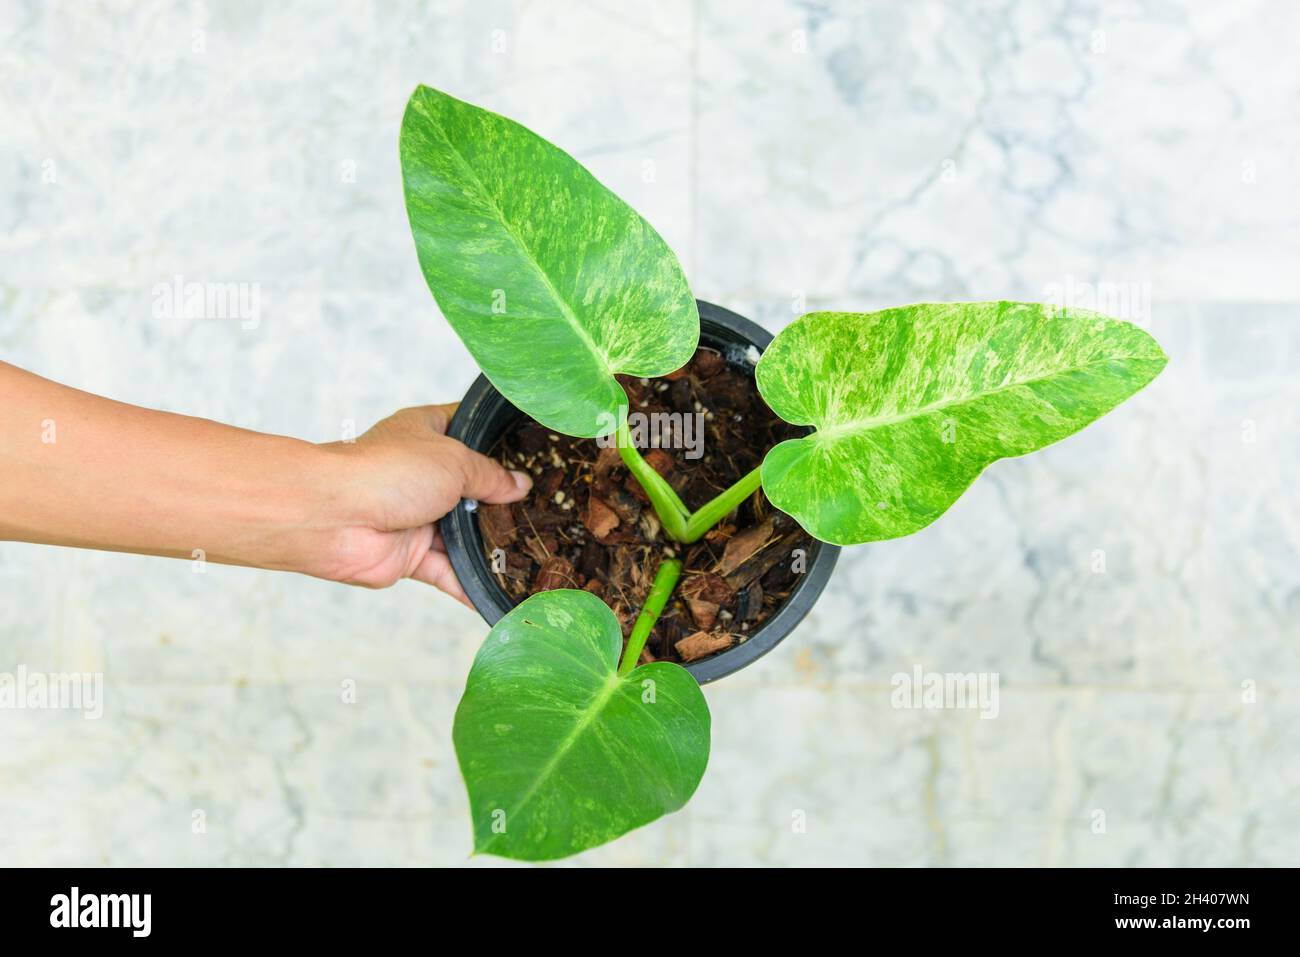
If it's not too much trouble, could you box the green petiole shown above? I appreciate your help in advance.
[615,416,691,541]
[680,466,763,543]
[615,387,771,547]
[617,557,683,676]
[616,409,766,545]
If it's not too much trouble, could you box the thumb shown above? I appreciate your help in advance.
[447,441,533,504]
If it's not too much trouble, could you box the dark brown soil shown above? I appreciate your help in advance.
[478,346,813,666]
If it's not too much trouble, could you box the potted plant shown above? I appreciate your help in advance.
[400,85,1167,861]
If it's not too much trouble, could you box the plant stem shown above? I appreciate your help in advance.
[616,418,690,541]
[681,465,763,543]
[618,557,682,676]
[614,389,768,545]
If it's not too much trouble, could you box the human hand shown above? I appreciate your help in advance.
[312,404,532,602]
[1,362,528,605]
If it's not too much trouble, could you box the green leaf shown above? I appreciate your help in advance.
[453,589,710,861]
[755,302,1168,545]
[400,85,699,438]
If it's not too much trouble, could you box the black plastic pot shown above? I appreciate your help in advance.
[441,300,839,683]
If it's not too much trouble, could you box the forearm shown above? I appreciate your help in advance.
[0,361,345,574]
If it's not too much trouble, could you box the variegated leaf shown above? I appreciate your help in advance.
[400,85,698,437]
[755,302,1167,545]
[453,589,710,861]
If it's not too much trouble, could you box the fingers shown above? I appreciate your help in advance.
[447,442,533,504]
[422,403,458,435]
[366,403,531,518]
[382,404,531,502]
[376,403,460,437]
[411,543,472,608]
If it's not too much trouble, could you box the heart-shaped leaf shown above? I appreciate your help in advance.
[400,85,699,438]
[453,589,710,861]
[755,302,1167,545]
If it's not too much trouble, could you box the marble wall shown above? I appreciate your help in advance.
[1,0,1296,865]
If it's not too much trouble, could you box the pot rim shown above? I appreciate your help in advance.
[440,299,839,683]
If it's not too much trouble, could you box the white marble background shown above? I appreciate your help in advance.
[1,0,1297,866]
